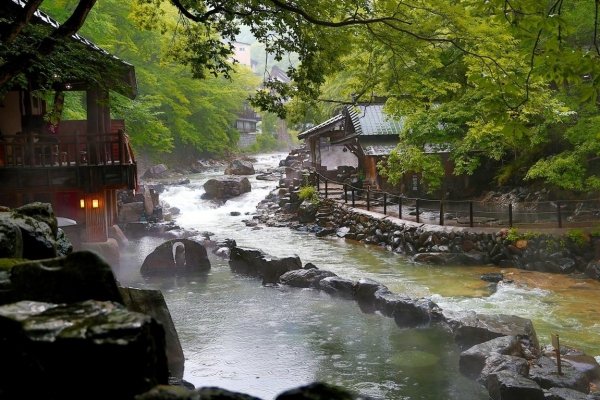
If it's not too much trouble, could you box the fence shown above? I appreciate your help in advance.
[310,171,600,230]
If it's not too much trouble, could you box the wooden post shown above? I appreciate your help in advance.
[509,203,513,228]
[439,200,444,226]
[469,201,474,228]
[383,193,387,215]
[366,186,370,211]
[551,333,562,375]
[344,184,348,203]
[416,199,420,223]
[557,202,563,228]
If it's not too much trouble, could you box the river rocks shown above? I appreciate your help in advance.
[275,382,363,400]
[229,246,302,284]
[529,356,590,393]
[138,386,262,400]
[459,336,526,379]
[202,176,251,200]
[9,250,123,304]
[140,238,211,275]
[585,260,600,280]
[279,268,337,288]
[318,276,356,299]
[225,159,255,175]
[1,209,58,259]
[0,300,168,399]
[120,287,185,379]
[442,310,540,352]
[487,370,545,400]
[143,163,169,179]
[15,202,58,238]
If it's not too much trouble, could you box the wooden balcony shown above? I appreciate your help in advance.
[0,131,137,193]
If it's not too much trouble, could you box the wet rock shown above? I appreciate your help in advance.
[55,228,73,257]
[481,273,504,283]
[544,387,590,400]
[229,246,302,284]
[355,278,388,313]
[120,287,185,379]
[225,159,255,175]
[459,336,525,379]
[143,163,168,179]
[15,202,58,238]
[10,213,56,259]
[487,370,545,400]
[478,354,530,386]
[318,276,355,299]
[138,386,262,399]
[280,268,337,288]
[443,310,539,352]
[202,176,251,200]
[0,215,23,258]
[275,382,361,400]
[10,251,123,304]
[585,261,600,280]
[0,300,168,399]
[141,238,211,276]
[298,200,318,223]
[119,201,145,223]
[529,356,590,393]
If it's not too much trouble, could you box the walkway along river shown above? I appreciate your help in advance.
[118,152,600,399]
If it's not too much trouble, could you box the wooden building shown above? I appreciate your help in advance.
[0,2,138,247]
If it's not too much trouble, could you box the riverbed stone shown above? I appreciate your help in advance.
[120,286,185,379]
[529,356,590,393]
[140,238,211,276]
[544,387,590,400]
[10,250,123,304]
[442,310,540,352]
[225,159,255,175]
[275,382,360,400]
[318,276,356,299]
[279,268,337,288]
[202,176,251,200]
[585,261,600,280]
[229,246,302,284]
[0,300,168,399]
[487,370,545,400]
[355,278,388,313]
[478,354,530,386]
[459,335,525,379]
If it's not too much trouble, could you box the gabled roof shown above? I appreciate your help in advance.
[298,114,344,140]
[359,138,399,156]
[347,104,404,136]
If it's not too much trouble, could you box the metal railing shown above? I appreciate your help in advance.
[311,171,600,229]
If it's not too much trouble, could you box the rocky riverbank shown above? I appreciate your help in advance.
[250,150,600,281]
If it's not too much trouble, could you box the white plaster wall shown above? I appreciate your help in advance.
[320,143,358,170]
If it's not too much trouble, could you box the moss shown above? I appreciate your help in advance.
[0,258,27,271]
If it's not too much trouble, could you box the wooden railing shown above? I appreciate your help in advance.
[0,131,134,168]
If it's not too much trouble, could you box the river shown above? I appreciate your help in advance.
[117,152,599,399]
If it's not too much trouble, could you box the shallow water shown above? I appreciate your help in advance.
[117,152,599,399]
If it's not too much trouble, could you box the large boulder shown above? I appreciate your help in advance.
[0,300,169,399]
[0,211,57,260]
[442,310,540,352]
[529,356,590,393]
[459,335,525,379]
[143,163,169,179]
[140,238,211,276]
[0,215,23,258]
[279,268,337,288]
[318,276,356,299]
[372,289,440,328]
[9,251,123,304]
[120,287,185,379]
[486,371,545,400]
[202,176,251,200]
[137,386,262,400]
[225,159,255,175]
[275,382,360,400]
[15,202,58,238]
[229,246,302,284]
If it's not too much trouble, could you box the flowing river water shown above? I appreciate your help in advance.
[117,152,600,399]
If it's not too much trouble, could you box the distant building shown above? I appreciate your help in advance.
[232,41,252,68]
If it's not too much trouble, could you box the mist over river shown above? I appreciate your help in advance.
[117,152,599,399]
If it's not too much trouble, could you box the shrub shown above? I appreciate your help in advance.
[566,228,589,248]
[298,185,320,204]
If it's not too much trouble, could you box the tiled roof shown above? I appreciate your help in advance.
[358,137,398,156]
[347,104,403,136]
[298,114,344,139]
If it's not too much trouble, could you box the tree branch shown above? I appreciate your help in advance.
[0,0,45,44]
[0,0,98,87]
